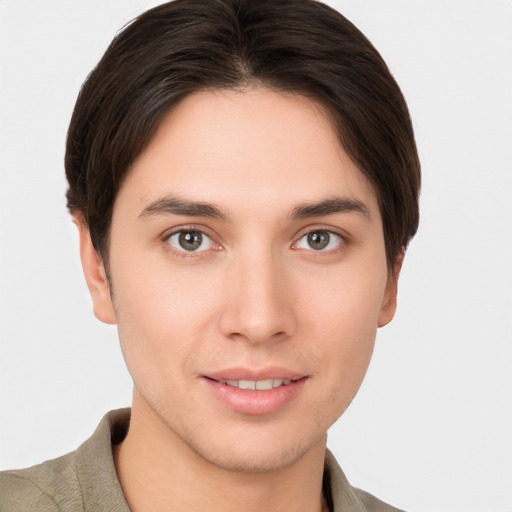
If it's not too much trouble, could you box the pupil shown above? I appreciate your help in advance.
[307,231,329,250]
[179,231,202,251]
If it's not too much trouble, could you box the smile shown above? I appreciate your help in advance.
[216,379,292,390]
[204,373,307,415]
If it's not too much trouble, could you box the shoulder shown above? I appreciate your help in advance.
[0,452,83,512]
[352,487,406,512]
[0,472,59,512]
[0,409,131,512]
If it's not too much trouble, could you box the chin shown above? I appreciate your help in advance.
[192,438,318,473]
[178,419,329,474]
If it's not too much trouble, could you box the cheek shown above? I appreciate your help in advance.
[110,261,221,382]
[299,259,387,343]
[112,250,221,324]
[297,262,386,405]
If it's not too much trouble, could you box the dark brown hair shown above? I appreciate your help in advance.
[65,0,420,266]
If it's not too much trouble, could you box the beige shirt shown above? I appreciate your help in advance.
[0,409,404,512]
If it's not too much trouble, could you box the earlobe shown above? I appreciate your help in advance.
[73,216,117,325]
[378,248,404,328]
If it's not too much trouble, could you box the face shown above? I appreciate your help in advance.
[80,88,399,472]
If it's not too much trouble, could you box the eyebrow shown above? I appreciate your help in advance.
[138,194,370,223]
[138,195,229,221]
[291,197,370,220]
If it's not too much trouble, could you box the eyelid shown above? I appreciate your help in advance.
[296,223,350,240]
[162,223,217,240]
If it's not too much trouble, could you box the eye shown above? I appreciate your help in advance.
[295,230,343,252]
[166,230,214,252]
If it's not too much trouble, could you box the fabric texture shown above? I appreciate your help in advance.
[0,409,404,512]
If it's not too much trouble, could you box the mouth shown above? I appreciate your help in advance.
[211,378,295,390]
[203,370,308,415]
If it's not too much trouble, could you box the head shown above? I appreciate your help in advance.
[66,0,420,472]
[66,0,419,269]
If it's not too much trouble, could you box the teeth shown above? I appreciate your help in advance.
[256,379,274,390]
[239,380,256,390]
[218,379,293,390]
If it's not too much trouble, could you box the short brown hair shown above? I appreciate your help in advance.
[65,0,420,266]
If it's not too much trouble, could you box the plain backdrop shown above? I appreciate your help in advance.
[1,1,511,511]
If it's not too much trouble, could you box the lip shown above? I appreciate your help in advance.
[205,366,305,382]
[202,367,308,415]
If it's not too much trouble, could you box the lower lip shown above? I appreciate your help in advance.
[203,378,307,415]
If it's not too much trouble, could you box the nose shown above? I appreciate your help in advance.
[219,248,297,344]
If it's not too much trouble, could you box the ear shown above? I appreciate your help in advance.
[73,216,117,325]
[378,248,404,328]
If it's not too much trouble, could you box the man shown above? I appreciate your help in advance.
[0,1,420,511]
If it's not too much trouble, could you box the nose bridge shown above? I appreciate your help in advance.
[220,242,295,343]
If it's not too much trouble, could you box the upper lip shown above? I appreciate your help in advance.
[204,367,306,382]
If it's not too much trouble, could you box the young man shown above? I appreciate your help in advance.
[0,1,420,511]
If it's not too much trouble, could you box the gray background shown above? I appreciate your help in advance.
[1,1,511,511]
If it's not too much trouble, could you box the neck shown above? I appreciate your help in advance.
[114,393,329,512]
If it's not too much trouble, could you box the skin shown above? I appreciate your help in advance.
[77,87,401,512]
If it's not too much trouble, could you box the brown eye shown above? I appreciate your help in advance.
[179,231,202,250]
[307,231,330,250]
[295,230,343,252]
[167,230,213,252]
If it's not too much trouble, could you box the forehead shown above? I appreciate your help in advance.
[120,87,379,218]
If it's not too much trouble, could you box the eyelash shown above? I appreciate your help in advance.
[162,226,347,257]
